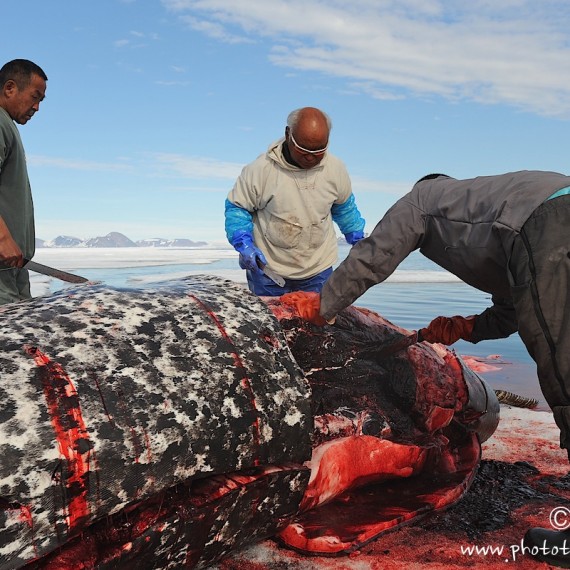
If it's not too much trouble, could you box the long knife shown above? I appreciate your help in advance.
[259,263,286,287]
[24,259,89,284]
[360,329,424,361]
[373,329,424,359]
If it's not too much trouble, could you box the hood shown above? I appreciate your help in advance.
[266,137,329,172]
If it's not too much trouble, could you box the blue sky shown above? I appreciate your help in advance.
[3,0,570,244]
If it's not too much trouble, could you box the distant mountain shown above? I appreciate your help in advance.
[44,235,84,248]
[36,232,210,248]
[136,237,207,247]
[85,232,137,248]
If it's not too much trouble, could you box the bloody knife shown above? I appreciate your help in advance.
[24,259,89,284]
[373,329,424,359]
[360,329,425,362]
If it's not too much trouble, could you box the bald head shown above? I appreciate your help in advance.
[287,107,331,136]
[285,107,332,169]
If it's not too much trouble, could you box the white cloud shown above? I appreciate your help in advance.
[351,176,412,196]
[155,80,191,86]
[160,0,570,117]
[150,153,244,179]
[114,31,158,49]
[179,15,254,44]
[28,155,133,172]
[29,153,243,183]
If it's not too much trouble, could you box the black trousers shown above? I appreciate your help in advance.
[508,195,570,450]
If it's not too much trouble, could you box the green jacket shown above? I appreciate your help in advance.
[0,107,35,260]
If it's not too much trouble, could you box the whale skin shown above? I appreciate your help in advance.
[0,276,498,569]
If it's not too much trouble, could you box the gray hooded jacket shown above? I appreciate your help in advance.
[320,170,570,340]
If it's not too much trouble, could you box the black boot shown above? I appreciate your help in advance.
[524,527,570,568]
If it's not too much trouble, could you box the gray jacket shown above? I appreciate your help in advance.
[320,170,570,340]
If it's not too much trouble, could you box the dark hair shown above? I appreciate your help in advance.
[416,173,451,183]
[0,59,47,90]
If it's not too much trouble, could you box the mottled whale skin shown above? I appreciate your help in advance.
[0,276,498,569]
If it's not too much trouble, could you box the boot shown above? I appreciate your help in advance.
[524,527,570,568]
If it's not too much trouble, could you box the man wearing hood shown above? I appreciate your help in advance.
[225,106,365,295]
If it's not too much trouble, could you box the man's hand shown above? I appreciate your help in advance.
[344,230,364,245]
[420,315,476,345]
[237,244,267,275]
[230,229,267,275]
[0,218,24,268]
[280,291,326,326]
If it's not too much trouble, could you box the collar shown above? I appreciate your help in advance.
[281,140,303,168]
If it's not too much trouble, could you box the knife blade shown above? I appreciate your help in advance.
[375,330,423,359]
[260,264,286,287]
[24,259,89,284]
[361,329,424,361]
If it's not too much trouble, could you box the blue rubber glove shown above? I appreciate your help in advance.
[344,230,364,245]
[230,230,267,275]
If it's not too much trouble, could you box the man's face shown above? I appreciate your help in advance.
[285,126,329,170]
[5,74,47,125]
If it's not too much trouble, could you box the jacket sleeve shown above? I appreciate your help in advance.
[225,155,269,243]
[0,117,12,173]
[331,194,365,234]
[470,296,518,342]
[224,198,254,243]
[320,194,425,320]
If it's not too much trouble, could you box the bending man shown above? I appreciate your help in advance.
[314,170,570,567]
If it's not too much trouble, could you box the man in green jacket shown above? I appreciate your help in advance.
[0,59,47,304]
[312,170,570,567]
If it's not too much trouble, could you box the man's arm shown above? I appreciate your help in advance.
[470,296,518,342]
[331,194,366,244]
[420,297,518,345]
[0,115,23,267]
[320,196,425,321]
[224,198,254,242]
[224,199,266,275]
